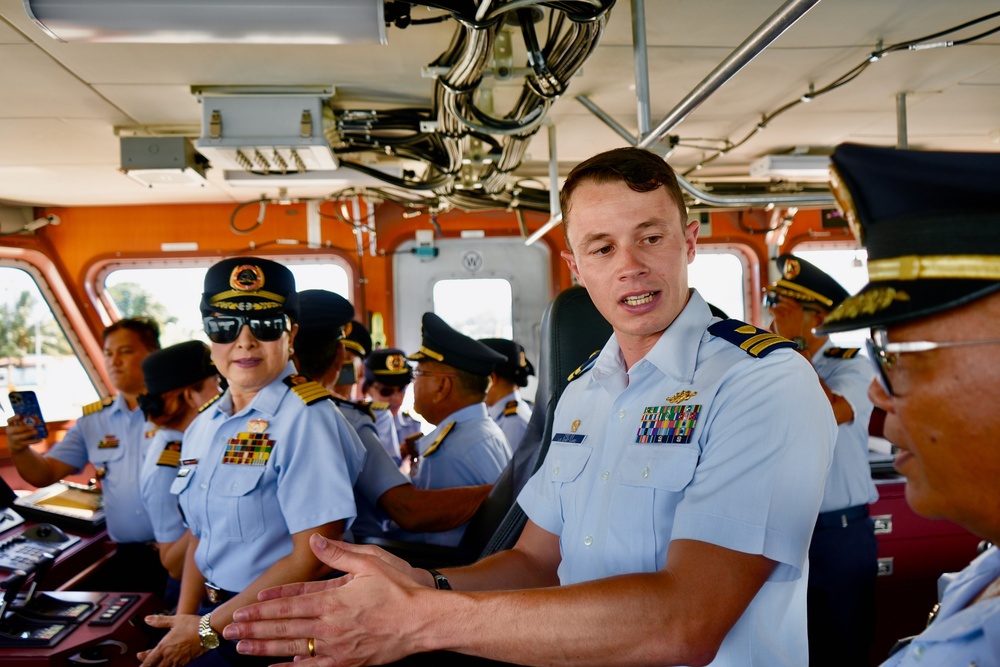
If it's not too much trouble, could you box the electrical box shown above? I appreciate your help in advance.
[194,93,338,174]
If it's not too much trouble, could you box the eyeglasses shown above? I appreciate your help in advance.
[413,370,456,379]
[867,327,1000,396]
[203,314,290,344]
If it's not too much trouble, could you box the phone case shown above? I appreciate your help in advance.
[9,391,48,439]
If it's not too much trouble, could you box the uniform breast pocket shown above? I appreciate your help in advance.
[213,466,268,543]
[544,443,593,521]
[608,444,700,573]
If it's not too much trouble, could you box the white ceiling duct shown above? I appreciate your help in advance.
[23,0,386,44]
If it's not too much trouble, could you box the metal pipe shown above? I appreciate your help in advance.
[547,121,561,219]
[631,0,651,140]
[576,94,637,145]
[896,92,908,149]
[638,0,822,149]
[676,172,835,206]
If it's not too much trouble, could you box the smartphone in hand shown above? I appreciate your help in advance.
[9,390,48,439]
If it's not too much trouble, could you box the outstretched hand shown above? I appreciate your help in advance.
[224,534,438,665]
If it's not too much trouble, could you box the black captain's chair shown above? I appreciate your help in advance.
[361,286,612,568]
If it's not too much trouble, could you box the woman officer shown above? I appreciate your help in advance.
[139,257,365,667]
[137,341,221,608]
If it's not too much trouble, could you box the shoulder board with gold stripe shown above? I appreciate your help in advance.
[283,374,332,405]
[157,440,182,467]
[422,421,455,458]
[708,319,798,358]
[823,347,861,359]
[567,349,601,383]
[368,401,391,411]
[502,400,519,417]
[82,396,114,416]
[198,394,221,413]
[332,396,376,423]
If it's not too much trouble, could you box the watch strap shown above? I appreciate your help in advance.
[426,568,451,590]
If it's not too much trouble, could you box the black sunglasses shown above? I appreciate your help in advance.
[203,314,290,344]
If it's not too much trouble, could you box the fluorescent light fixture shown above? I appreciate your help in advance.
[221,166,402,188]
[23,0,386,44]
[120,137,209,187]
[750,154,831,180]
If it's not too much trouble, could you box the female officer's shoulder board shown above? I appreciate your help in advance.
[708,319,798,358]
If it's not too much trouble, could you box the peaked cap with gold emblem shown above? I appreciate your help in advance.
[200,256,299,320]
[478,338,535,387]
[408,313,506,376]
[364,348,413,387]
[297,289,355,340]
[767,254,849,310]
[819,143,1000,333]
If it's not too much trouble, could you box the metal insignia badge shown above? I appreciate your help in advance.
[571,419,581,433]
[247,419,268,434]
[386,353,406,371]
[666,390,698,404]
[229,264,265,292]
[783,258,801,280]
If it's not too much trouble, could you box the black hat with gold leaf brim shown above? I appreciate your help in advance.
[364,348,413,386]
[818,143,1000,334]
[200,256,299,321]
[408,313,506,376]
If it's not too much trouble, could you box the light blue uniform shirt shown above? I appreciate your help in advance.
[373,407,402,465]
[47,394,156,544]
[487,389,532,452]
[811,340,879,512]
[400,402,511,546]
[394,411,422,443]
[333,398,409,541]
[881,546,1000,666]
[172,364,366,593]
[518,291,836,667]
[140,427,186,543]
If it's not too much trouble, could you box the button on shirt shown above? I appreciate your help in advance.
[881,546,1000,666]
[518,290,836,667]
[487,390,532,451]
[812,340,879,512]
[140,427,186,543]
[47,394,155,544]
[172,363,366,593]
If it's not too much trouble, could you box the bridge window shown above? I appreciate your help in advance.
[102,260,351,347]
[792,247,869,349]
[689,248,748,320]
[0,264,99,421]
[432,278,513,340]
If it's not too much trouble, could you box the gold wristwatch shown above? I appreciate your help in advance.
[199,612,221,650]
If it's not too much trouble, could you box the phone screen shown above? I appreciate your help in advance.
[9,391,49,439]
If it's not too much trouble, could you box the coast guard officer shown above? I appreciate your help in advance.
[335,319,372,400]
[294,291,492,543]
[140,257,365,667]
[363,348,421,465]
[6,317,164,594]
[392,312,511,547]
[479,337,534,451]
[766,253,878,666]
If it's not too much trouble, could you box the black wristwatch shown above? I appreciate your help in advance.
[426,568,451,590]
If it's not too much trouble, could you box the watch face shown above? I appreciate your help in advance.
[200,616,221,649]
